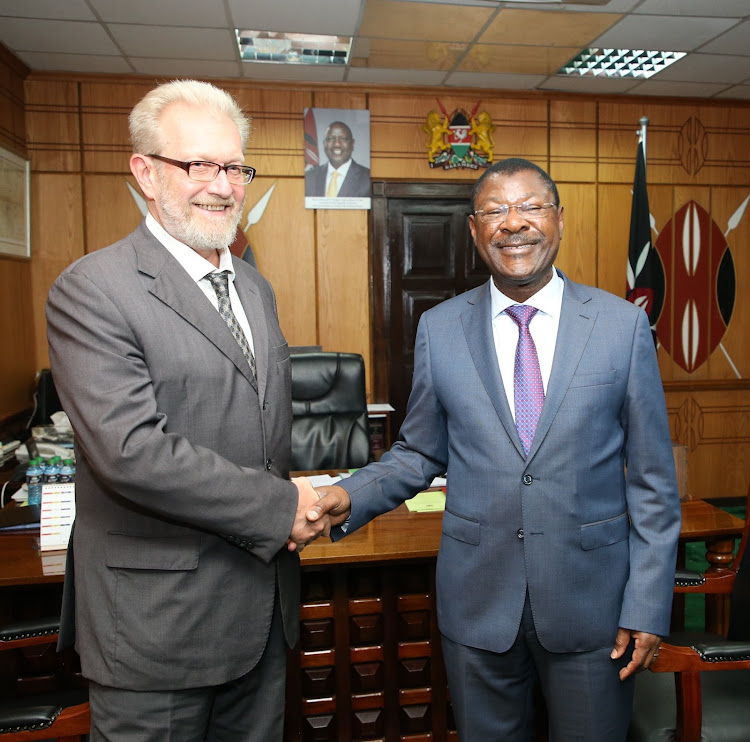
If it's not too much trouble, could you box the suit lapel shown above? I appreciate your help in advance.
[462,283,525,458]
[526,272,596,461]
[133,225,258,391]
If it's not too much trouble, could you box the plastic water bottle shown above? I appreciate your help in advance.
[59,459,76,484]
[43,456,62,485]
[26,458,44,506]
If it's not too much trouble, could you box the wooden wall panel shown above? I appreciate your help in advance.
[555,182,597,288]
[30,174,84,369]
[0,45,33,420]
[550,99,597,183]
[24,80,80,173]
[83,174,143,254]
[0,44,27,156]
[315,209,372,397]
[5,66,750,498]
[248,177,318,348]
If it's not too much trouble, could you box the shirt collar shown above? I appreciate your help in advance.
[327,158,352,177]
[145,212,235,282]
[489,267,564,320]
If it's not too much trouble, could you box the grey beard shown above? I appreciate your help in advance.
[160,200,243,253]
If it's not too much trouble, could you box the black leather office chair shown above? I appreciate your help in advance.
[0,619,89,741]
[290,352,371,471]
[628,496,750,742]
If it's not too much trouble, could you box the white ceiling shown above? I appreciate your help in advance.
[1,0,749,100]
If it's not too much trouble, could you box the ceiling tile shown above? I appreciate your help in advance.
[459,44,578,75]
[14,51,132,73]
[0,18,119,55]
[593,15,737,51]
[627,79,732,97]
[538,74,639,94]
[241,62,347,83]
[0,0,94,20]
[714,85,750,99]
[654,54,750,84]
[701,19,750,56]
[109,24,236,60]
[89,0,229,28]
[478,9,620,47]
[502,0,639,10]
[445,70,547,89]
[359,0,493,42]
[634,0,748,17]
[131,58,242,78]
[352,38,465,70]
[228,0,363,36]
[347,66,447,85]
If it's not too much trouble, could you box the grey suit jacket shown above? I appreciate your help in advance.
[337,271,681,654]
[304,159,371,198]
[46,221,300,690]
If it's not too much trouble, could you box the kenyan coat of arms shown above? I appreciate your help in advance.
[423,100,495,170]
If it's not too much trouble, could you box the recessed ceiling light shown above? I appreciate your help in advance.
[236,30,352,65]
[558,48,686,79]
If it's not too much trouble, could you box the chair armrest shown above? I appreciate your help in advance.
[651,641,750,673]
[674,569,735,595]
[675,569,705,587]
[0,617,60,650]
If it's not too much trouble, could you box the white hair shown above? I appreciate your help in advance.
[129,79,250,154]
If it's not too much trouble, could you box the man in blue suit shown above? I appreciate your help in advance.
[307,158,681,741]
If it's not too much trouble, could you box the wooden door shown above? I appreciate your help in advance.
[371,182,490,433]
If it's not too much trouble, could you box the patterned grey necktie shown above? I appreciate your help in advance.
[206,270,257,389]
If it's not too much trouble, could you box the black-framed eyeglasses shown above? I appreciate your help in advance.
[148,154,256,185]
[473,203,557,224]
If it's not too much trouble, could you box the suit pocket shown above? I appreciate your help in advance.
[569,369,617,388]
[580,512,629,550]
[442,509,480,545]
[272,341,290,364]
[105,533,199,570]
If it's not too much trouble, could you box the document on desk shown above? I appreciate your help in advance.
[406,489,446,512]
[40,483,75,551]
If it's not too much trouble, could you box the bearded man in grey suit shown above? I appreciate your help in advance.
[46,80,327,741]
[309,158,681,741]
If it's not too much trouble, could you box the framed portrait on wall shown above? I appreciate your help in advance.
[304,107,371,210]
[0,145,31,258]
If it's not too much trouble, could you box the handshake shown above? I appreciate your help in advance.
[287,477,352,552]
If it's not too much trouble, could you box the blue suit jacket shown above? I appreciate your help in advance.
[338,271,681,654]
[304,159,371,198]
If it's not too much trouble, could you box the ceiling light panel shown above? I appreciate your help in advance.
[237,30,351,64]
[559,47,686,78]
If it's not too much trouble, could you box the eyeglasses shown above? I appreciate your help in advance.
[473,203,557,224]
[148,154,256,185]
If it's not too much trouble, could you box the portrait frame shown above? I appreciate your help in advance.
[304,107,371,210]
[0,145,31,259]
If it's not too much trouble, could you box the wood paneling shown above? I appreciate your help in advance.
[0,45,33,420]
[30,173,84,369]
[1,61,749,496]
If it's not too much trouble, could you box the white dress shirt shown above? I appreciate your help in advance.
[145,213,255,354]
[325,158,352,197]
[489,268,564,422]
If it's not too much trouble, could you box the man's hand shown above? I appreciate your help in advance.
[611,628,661,680]
[307,485,352,528]
[287,477,330,552]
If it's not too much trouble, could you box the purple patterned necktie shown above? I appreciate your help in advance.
[506,305,544,456]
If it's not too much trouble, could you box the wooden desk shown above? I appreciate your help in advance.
[0,499,744,742]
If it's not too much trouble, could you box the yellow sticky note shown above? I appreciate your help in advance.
[405,490,446,512]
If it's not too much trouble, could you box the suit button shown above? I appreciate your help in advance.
[266,459,272,470]
[517,529,524,539]
[263,401,268,410]
[523,474,533,485]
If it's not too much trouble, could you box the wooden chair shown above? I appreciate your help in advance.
[628,496,750,742]
[0,619,89,741]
